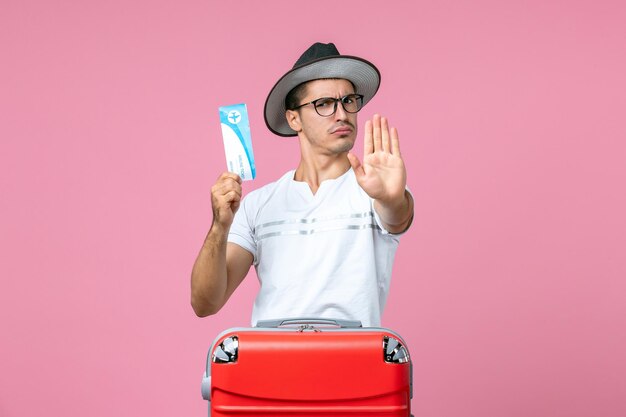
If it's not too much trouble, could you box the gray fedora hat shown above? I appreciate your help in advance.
[264,42,381,137]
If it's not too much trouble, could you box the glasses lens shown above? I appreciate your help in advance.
[341,94,363,113]
[314,98,338,116]
[312,95,364,116]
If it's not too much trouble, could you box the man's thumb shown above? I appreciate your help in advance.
[347,152,365,177]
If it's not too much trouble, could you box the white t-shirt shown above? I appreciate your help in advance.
[228,169,405,327]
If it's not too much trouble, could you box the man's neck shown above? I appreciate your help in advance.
[293,153,351,195]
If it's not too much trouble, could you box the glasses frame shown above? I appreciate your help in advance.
[291,94,364,117]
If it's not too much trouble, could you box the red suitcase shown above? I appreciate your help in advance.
[201,318,413,416]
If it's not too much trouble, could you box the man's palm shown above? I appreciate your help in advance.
[348,115,406,204]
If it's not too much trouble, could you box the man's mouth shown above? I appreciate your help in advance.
[330,124,354,135]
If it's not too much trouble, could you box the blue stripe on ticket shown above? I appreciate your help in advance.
[219,103,256,181]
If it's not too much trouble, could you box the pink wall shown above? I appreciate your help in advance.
[1,0,625,416]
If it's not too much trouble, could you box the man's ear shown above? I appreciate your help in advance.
[286,110,302,133]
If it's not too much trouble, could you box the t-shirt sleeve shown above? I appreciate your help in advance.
[227,196,257,259]
[372,187,414,237]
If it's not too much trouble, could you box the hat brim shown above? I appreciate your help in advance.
[264,56,381,137]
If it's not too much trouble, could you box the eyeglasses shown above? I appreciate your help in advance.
[291,94,364,117]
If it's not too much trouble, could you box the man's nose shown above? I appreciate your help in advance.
[334,101,349,120]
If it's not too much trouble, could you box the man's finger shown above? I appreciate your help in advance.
[221,186,242,199]
[372,114,382,152]
[213,180,242,197]
[223,190,241,204]
[391,127,401,156]
[219,172,242,184]
[381,116,391,153]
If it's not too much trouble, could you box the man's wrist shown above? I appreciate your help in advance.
[207,221,231,245]
[374,191,413,229]
[375,190,409,213]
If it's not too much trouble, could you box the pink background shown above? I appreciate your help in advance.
[1,0,625,416]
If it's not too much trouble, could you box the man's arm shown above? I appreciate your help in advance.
[348,114,414,233]
[190,173,253,317]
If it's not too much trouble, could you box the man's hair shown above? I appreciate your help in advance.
[285,82,309,111]
[285,78,356,111]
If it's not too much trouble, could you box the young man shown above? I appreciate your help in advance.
[191,43,413,327]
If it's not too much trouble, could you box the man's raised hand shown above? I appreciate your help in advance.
[347,114,406,206]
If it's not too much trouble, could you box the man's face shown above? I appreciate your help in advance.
[288,79,358,155]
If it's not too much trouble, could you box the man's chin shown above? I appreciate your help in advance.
[333,139,355,154]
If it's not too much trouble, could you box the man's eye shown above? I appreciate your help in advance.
[343,97,354,104]
[316,99,335,108]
